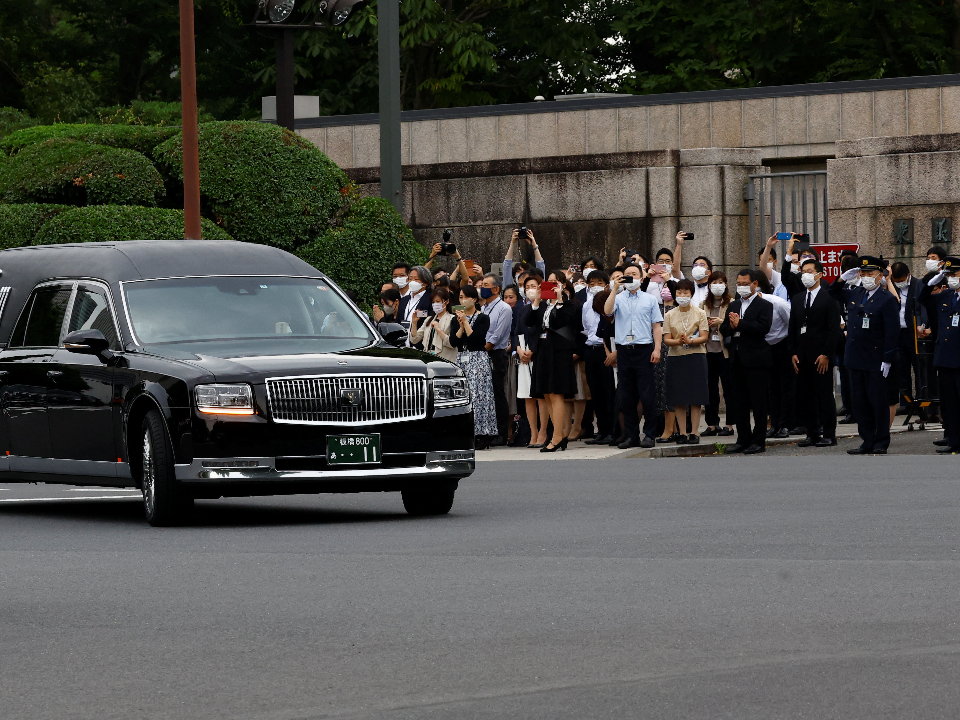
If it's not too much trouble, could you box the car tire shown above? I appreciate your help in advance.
[401,487,456,516]
[141,409,193,527]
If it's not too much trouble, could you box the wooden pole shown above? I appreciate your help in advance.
[179,0,202,239]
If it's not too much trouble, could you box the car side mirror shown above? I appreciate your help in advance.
[378,322,407,348]
[63,329,114,363]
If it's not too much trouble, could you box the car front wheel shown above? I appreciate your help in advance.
[401,487,456,516]
[141,409,193,526]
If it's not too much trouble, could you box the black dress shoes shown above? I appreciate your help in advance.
[936,445,960,454]
[797,437,819,448]
[586,435,614,445]
[847,447,866,455]
[726,443,746,453]
[839,415,856,424]
[764,428,774,439]
[933,438,950,446]
[618,438,639,449]
[789,426,807,436]
[640,436,656,448]
[773,428,789,439]
[837,407,848,416]
[744,444,765,454]
[814,437,837,447]
[872,448,888,455]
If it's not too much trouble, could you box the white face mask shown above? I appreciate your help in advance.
[894,279,909,289]
[394,276,408,289]
[574,283,587,293]
[709,283,726,297]
[587,285,603,296]
[582,268,594,279]
[614,281,625,293]
[621,277,639,291]
[407,280,423,295]
[949,277,960,291]
[676,296,691,307]
[382,304,395,315]
[525,288,538,301]
[767,262,774,270]
[736,285,754,298]
[801,272,817,288]
[860,276,878,291]
[691,266,708,282]
[431,302,445,314]
[926,259,941,273]
[790,264,800,274]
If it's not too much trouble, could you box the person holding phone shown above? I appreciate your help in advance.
[452,285,498,448]
[503,227,546,281]
[410,287,457,362]
[525,270,581,452]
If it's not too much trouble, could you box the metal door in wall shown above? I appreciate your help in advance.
[744,171,828,267]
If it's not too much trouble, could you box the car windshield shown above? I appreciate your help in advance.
[124,276,375,352]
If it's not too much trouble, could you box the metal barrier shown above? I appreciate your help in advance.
[744,171,828,267]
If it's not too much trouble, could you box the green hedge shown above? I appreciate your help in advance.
[297,196,428,308]
[0,139,164,206]
[153,121,349,251]
[33,205,233,245]
[2,123,178,156]
[0,203,72,248]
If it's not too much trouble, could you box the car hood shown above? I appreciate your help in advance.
[142,341,455,383]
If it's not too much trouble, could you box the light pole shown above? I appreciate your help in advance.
[378,0,402,214]
[179,0,202,239]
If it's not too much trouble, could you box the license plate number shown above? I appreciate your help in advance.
[327,434,381,465]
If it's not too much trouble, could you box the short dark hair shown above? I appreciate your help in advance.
[582,255,605,271]
[891,261,910,280]
[588,270,610,284]
[692,255,713,271]
[927,246,948,259]
[655,247,674,261]
[737,268,753,281]
[675,278,696,294]
[380,288,401,304]
[430,286,451,304]
[528,268,544,280]
[760,246,777,260]
[392,262,411,273]
[756,273,772,294]
[840,254,859,272]
[622,263,643,274]
[801,258,824,273]
[460,284,480,301]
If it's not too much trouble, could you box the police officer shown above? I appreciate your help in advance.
[829,255,900,454]
[919,257,960,452]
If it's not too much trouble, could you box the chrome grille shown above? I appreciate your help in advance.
[266,375,427,425]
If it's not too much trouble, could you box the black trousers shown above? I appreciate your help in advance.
[704,352,731,427]
[769,338,796,430]
[838,345,851,413]
[897,328,918,405]
[849,367,890,451]
[616,343,657,441]
[728,359,770,448]
[938,367,960,447]
[797,359,837,439]
[584,345,616,438]
[488,349,509,439]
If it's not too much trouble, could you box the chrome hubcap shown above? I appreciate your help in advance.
[142,430,155,517]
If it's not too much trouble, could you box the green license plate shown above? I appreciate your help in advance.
[326,434,381,465]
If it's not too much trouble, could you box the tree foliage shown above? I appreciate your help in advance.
[33,205,233,244]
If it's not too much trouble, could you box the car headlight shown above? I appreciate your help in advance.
[432,377,470,408]
[195,384,255,415]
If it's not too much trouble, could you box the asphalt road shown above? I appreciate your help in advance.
[3,449,960,720]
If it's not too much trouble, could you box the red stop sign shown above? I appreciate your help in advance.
[811,243,860,282]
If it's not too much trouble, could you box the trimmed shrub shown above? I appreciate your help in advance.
[0,203,73,248]
[297,196,428,308]
[97,101,214,127]
[0,139,164,206]
[2,123,178,156]
[34,205,233,245]
[152,121,349,251]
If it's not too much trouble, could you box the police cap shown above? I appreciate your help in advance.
[859,255,887,271]
[942,256,960,271]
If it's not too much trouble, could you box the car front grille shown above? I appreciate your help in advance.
[266,375,427,425]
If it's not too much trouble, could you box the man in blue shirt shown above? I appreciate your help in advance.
[603,263,663,449]
[481,272,514,445]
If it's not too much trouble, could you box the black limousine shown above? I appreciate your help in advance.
[0,240,474,525]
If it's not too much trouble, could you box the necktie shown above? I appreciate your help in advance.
[805,292,812,312]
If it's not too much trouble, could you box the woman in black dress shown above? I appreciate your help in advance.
[525,270,580,452]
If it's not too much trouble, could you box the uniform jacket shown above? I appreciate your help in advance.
[719,295,774,367]
[788,286,842,365]
[918,285,960,369]
[828,280,899,371]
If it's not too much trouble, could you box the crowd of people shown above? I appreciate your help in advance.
[372,227,960,456]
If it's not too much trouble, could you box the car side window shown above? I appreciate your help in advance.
[68,285,119,349]
[9,284,74,348]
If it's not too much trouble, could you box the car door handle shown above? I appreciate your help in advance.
[47,370,63,378]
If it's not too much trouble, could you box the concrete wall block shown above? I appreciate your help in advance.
[467,116,498,161]
[617,106,648,152]
[651,217,680,250]
[908,87,941,136]
[410,120,439,165]
[439,118,468,163]
[680,102,711,149]
[840,93,874,141]
[776,95,808,146]
[678,165,723,216]
[354,124,380,168]
[557,111,587,156]
[827,157,857,210]
[527,168,647,222]
[721,215,751,271]
[498,113,528,159]
[401,122,411,164]
[720,165,757,216]
[874,90,907,137]
[325,125,354,168]
[297,128,324,153]
[854,207,878,252]
[587,108,618,154]
[742,98,775,147]
[827,208,857,245]
[648,166,678,218]
[410,176,526,227]
[527,113,559,158]
[711,101,743,148]
[774,143,836,159]
[807,94,841,143]
[874,151,960,207]
[680,148,763,166]
[943,86,960,134]
[648,104,680,150]
[854,154,877,210]
[677,215,723,267]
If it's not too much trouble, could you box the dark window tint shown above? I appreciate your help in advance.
[68,286,119,349]
[16,285,73,347]
[9,294,34,347]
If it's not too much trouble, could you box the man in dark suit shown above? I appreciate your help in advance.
[720,269,774,454]
[889,261,928,414]
[789,258,842,447]
[829,255,900,454]
[918,256,960,452]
